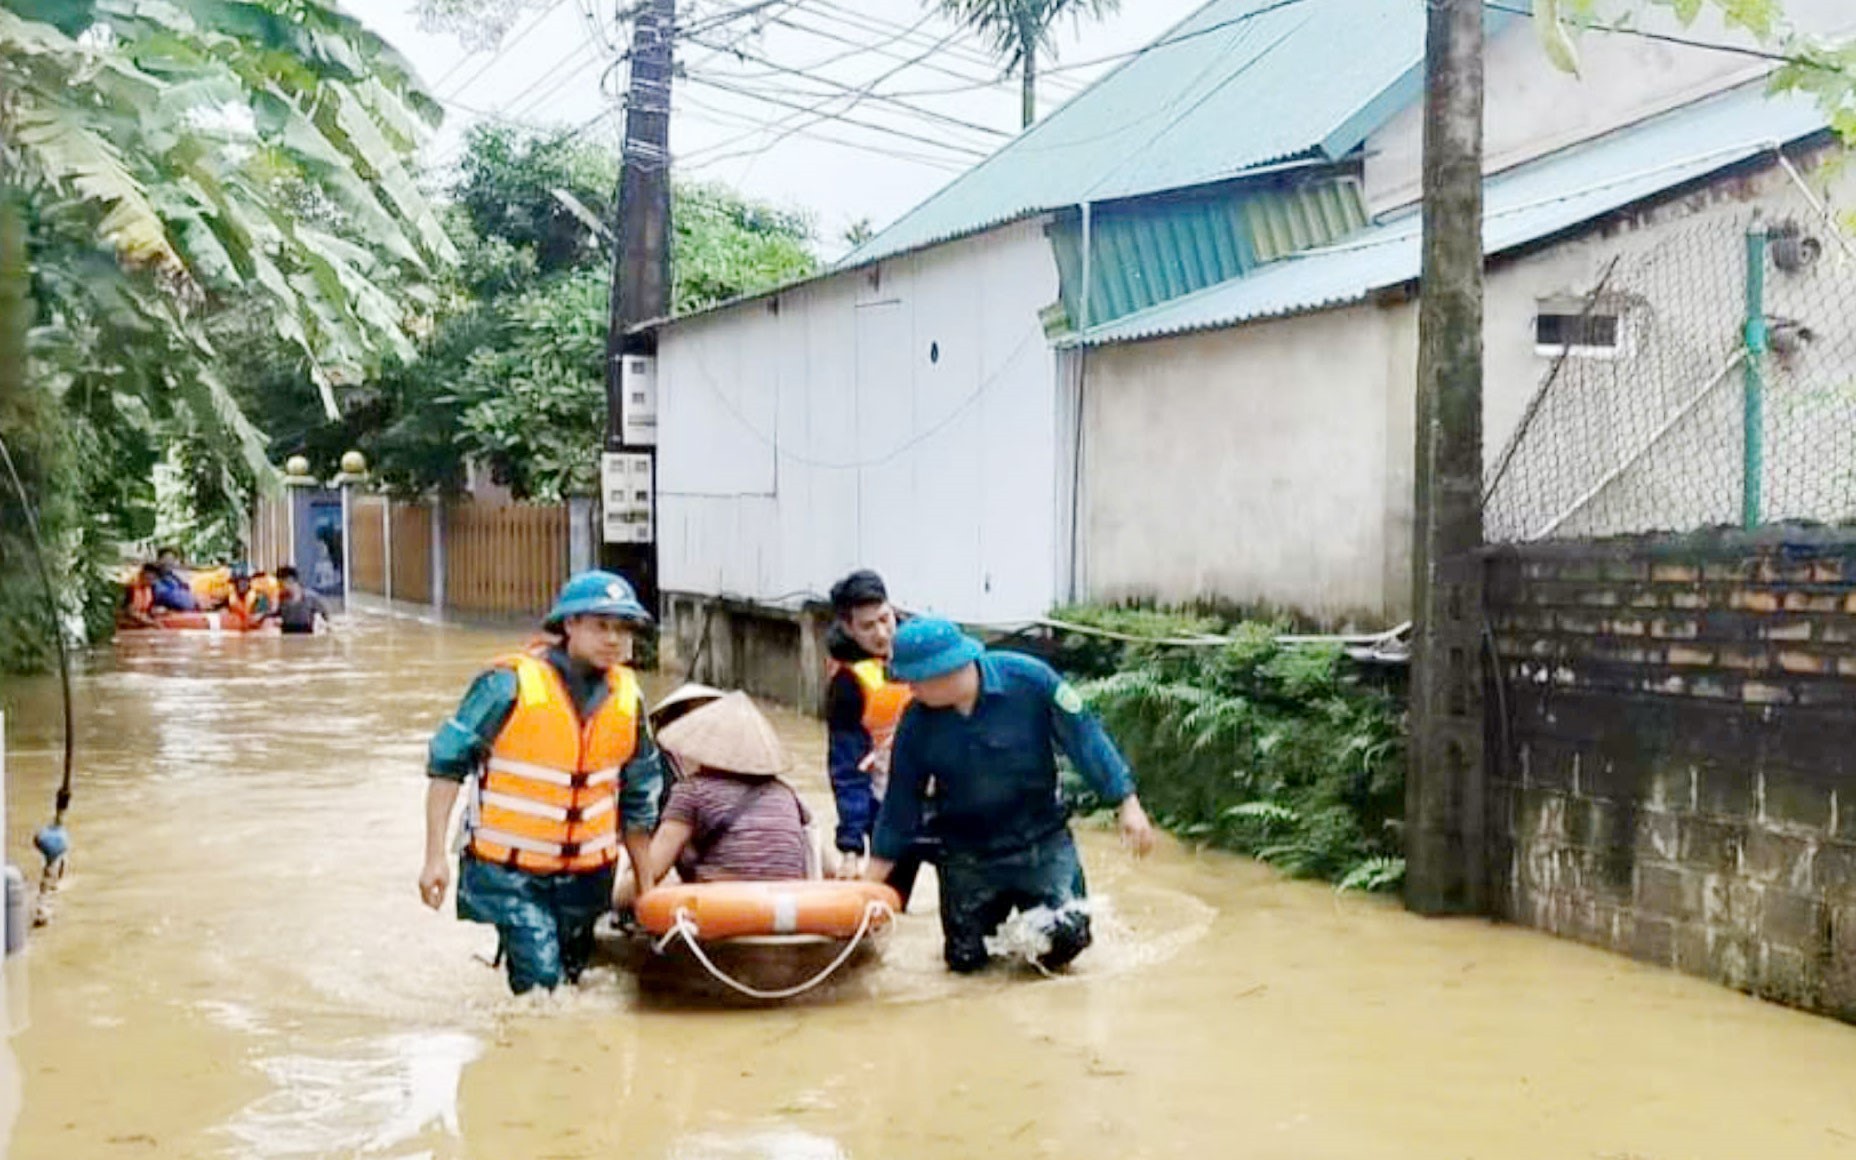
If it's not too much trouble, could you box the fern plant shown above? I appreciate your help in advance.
[1071,608,1406,892]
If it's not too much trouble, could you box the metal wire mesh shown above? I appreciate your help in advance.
[1485,183,1856,542]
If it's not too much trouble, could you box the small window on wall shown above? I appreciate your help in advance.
[1535,297,1625,359]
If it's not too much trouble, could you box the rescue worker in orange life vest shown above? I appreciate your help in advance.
[824,570,934,906]
[119,564,162,627]
[419,571,663,994]
[223,563,271,629]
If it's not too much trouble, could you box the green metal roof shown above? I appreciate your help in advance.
[1046,175,1368,327]
[841,0,1425,268]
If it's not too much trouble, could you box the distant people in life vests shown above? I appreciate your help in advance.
[419,570,664,995]
[222,563,273,629]
[640,691,814,891]
[267,566,331,635]
[823,570,933,906]
[866,618,1156,975]
[119,564,164,627]
[150,546,199,612]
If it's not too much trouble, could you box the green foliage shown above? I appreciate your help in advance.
[673,183,818,314]
[1542,1,1855,146]
[935,0,1122,68]
[1061,607,1406,891]
[452,269,610,501]
[241,127,818,500]
[0,0,452,671]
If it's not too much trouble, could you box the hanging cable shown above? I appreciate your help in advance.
[0,432,76,906]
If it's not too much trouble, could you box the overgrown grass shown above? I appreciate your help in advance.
[1049,607,1407,892]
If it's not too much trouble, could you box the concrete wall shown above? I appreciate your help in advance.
[656,218,1064,625]
[1486,528,1856,1024]
[1365,0,1855,214]
[1077,300,1418,626]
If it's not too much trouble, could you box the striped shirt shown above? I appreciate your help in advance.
[664,774,810,883]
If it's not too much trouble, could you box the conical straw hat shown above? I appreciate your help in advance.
[656,691,791,777]
[649,683,725,730]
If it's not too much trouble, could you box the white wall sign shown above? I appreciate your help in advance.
[601,452,654,544]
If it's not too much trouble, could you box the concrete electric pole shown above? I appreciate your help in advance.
[1406,0,1488,915]
[601,0,675,610]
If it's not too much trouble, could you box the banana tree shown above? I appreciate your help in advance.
[0,0,455,456]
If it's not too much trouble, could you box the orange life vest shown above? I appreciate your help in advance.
[126,580,155,617]
[225,587,266,629]
[469,653,640,875]
[843,658,912,779]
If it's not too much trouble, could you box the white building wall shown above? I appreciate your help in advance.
[657,218,1063,623]
[1365,0,1855,214]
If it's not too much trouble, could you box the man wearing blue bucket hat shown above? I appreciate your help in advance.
[418,570,664,994]
[866,617,1155,974]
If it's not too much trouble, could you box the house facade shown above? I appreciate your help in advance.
[647,0,1854,698]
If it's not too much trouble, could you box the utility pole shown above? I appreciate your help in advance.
[1406,0,1487,915]
[601,0,674,610]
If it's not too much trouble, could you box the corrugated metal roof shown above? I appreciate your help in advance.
[1063,82,1832,348]
[1046,176,1367,326]
[839,0,1425,269]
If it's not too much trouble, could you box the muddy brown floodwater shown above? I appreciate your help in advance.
[0,617,1854,1159]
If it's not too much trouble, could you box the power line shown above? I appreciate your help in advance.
[1481,1,1849,72]
[744,5,940,76]
[438,0,573,100]
[682,72,991,158]
[768,13,1022,93]
[503,42,608,123]
[1043,0,1312,76]
[684,34,1012,139]
[805,0,1085,93]
[677,107,969,173]
[673,79,975,171]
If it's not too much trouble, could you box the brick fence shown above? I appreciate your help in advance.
[1485,526,1856,1021]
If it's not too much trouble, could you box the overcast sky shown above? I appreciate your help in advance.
[358,0,1208,256]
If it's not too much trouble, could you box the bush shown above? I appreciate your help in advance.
[1050,607,1406,891]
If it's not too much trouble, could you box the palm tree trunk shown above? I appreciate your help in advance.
[1018,12,1038,128]
[1021,42,1037,127]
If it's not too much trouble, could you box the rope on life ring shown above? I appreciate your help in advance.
[652,898,891,1001]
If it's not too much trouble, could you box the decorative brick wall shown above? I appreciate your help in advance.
[1485,527,1856,1021]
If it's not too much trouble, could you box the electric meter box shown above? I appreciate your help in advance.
[621,355,657,447]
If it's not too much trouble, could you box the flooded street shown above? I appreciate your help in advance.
[0,617,1853,1159]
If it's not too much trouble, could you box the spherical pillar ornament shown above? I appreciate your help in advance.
[340,450,368,477]
[285,454,311,477]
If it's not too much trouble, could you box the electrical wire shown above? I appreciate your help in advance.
[681,72,990,158]
[1482,0,1850,72]
[767,12,1026,93]
[804,0,1085,93]
[673,87,968,171]
[438,0,573,101]
[677,325,1042,471]
[0,433,76,829]
[1042,0,1312,76]
[683,34,1012,139]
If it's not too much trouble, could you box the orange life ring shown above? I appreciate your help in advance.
[635,879,901,942]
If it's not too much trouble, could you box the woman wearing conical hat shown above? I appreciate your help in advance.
[641,691,813,888]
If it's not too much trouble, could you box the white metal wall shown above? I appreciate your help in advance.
[657,218,1063,623]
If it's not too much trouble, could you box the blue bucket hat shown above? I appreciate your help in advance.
[889,616,983,683]
[545,570,652,628]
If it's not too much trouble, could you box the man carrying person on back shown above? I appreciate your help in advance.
[823,570,931,905]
